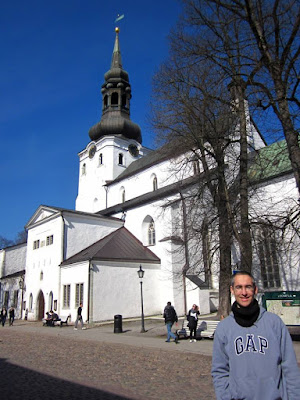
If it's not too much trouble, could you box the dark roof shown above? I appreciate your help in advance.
[0,270,25,280]
[60,227,160,266]
[107,141,185,185]
[99,169,213,216]
[186,274,209,289]
[248,140,293,183]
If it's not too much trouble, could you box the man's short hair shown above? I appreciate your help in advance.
[231,271,256,287]
[167,301,171,306]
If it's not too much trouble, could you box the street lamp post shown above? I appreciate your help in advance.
[137,265,146,333]
[19,276,24,319]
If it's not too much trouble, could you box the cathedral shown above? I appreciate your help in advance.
[1,28,299,324]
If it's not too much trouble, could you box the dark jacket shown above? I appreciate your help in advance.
[163,305,178,324]
[187,308,200,328]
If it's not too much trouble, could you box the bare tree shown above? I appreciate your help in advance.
[183,0,300,194]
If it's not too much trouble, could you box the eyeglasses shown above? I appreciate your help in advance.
[234,285,255,292]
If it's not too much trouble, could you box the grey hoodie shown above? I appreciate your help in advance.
[211,306,300,400]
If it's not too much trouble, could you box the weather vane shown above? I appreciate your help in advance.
[115,14,125,24]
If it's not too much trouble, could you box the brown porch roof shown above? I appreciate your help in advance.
[60,227,160,266]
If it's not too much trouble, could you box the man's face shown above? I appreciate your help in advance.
[230,274,258,307]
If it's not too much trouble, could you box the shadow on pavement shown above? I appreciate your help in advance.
[0,358,131,400]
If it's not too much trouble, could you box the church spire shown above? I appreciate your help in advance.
[88,27,142,143]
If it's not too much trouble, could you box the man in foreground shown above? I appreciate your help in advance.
[212,271,300,400]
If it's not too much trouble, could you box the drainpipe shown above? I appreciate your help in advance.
[87,259,93,324]
[59,214,65,316]
[179,191,189,316]
[104,185,108,209]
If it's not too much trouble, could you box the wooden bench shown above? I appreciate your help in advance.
[43,314,71,327]
[54,314,71,327]
[177,319,219,339]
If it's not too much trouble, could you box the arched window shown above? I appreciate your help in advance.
[40,271,43,281]
[29,293,33,311]
[103,95,108,108]
[193,160,200,175]
[99,153,103,165]
[153,176,158,191]
[142,216,156,246]
[48,291,53,311]
[148,221,156,245]
[122,189,126,203]
[122,94,127,108]
[118,153,124,165]
[111,92,118,105]
[82,163,86,175]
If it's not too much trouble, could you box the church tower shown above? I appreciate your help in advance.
[76,28,151,213]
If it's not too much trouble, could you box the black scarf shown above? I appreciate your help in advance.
[231,299,260,327]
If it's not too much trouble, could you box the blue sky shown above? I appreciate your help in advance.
[0,1,182,240]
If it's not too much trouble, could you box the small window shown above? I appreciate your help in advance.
[4,291,9,308]
[111,92,118,105]
[99,153,103,165]
[33,240,40,250]
[29,293,33,311]
[82,163,86,175]
[122,94,127,108]
[103,95,108,108]
[75,283,84,307]
[118,153,124,165]
[40,271,44,281]
[122,189,125,203]
[193,160,200,175]
[13,290,19,308]
[153,176,158,191]
[63,285,71,308]
[148,222,156,246]
[46,235,53,246]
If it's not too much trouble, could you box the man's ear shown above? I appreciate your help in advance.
[230,285,234,295]
[254,285,258,295]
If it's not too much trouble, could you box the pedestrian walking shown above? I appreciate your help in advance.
[1,306,7,327]
[163,301,178,343]
[187,304,200,342]
[212,271,300,400]
[9,306,15,326]
[74,303,86,330]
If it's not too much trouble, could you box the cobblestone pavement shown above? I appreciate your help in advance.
[0,320,215,400]
[1,319,299,400]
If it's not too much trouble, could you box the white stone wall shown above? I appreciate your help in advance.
[63,213,123,259]
[91,261,162,322]
[60,261,89,322]
[76,136,152,213]
[25,215,63,320]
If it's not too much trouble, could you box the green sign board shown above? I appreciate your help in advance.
[262,291,300,326]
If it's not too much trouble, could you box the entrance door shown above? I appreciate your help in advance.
[37,291,45,320]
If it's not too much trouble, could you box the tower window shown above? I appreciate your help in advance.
[104,95,108,108]
[111,92,118,105]
[82,163,86,175]
[122,94,127,108]
[122,189,125,203]
[153,176,158,191]
[118,153,124,165]
[99,153,103,165]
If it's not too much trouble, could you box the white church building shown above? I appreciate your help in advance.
[1,28,299,324]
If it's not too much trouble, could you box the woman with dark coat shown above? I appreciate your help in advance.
[187,304,200,342]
